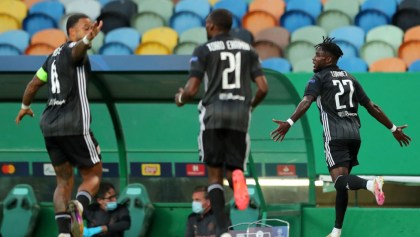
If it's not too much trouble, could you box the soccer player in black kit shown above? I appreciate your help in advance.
[175,9,268,237]
[15,14,103,237]
[271,37,411,237]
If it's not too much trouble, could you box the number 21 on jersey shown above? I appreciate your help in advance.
[221,52,241,89]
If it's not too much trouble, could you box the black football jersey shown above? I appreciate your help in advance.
[304,65,370,140]
[189,33,264,132]
[40,41,92,137]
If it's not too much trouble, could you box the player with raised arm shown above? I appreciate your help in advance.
[271,37,411,237]
[15,14,103,237]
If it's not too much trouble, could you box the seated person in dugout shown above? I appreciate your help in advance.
[185,185,232,237]
[83,182,130,237]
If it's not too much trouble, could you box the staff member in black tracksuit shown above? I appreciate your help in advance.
[185,186,231,237]
[84,182,130,237]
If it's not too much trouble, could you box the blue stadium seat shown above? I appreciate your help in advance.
[355,9,390,33]
[99,42,133,55]
[170,11,204,35]
[329,26,365,50]
[337,56,368,72]
[280,10,315,33]
[334,40,358,57]
[262,57,292,73]
[105,27,141,52]
[361,0,397,19]
[213,0,248,28]
[175,0,211,20]
[286,0,322,19]
[23,13,57,36]
[29,1,64,24]
[0,30,30,53]
[408,59,420,72]
[0,44,21,55]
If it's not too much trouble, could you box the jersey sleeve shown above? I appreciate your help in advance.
[304,74,322,97]
[250,49,264,80]
[188,45,207,80]
[353,78,370,106]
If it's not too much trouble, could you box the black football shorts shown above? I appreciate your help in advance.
[44,132,101,168]
[198,129,249,171]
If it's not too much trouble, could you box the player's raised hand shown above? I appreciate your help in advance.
[15,108,34,125]
[86,20,103,41]
[392,124,411,147]
[270,118,291,142]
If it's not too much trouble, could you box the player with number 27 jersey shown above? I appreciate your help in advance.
[37,41,92,137]
[189,33,264,132]
[304,66,370,140]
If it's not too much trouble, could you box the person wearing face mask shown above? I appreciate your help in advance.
[83,182,130,237]
[185,186,231,237]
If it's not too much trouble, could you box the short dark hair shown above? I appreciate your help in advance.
[96,182,115,199]
[66,13,90,35]
[207,9,232,32]
[315,37,344,60]
[193,185,209,199]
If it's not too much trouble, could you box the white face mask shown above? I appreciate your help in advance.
[192,201,204,214]
[106,201,117,211]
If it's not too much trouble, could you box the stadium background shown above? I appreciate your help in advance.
[0,0,419,236]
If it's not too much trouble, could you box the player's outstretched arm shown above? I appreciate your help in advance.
[72,20,103,62]
[271,95,314,142]
[15,76,46,124]
[364,101,411,147]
